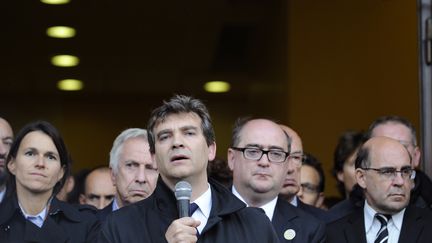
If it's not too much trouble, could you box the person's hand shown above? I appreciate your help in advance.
[165,217,201,243]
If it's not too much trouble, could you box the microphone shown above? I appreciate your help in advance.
[174,180,192,218]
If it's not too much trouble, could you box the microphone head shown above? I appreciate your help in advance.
[174,180,192,200]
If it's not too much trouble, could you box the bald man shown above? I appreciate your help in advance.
[327,137,432,243]
[279,125,327,222]
[79,167,116,209]
[0,117,13,203]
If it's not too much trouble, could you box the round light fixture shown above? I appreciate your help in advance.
[57,79,83,91]
[40,0,70,4]
[204,81,230,93]
[47,26,76,38]
[51,55,79,67]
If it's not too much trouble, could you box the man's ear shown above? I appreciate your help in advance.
[412,146,421,169]
[227,148,235,171]
[355,168,367,189]
[316,192,325,208]
[79,194,86,205]
[336,171,345,183]
[208,142,217,161]
[110,167,117,187]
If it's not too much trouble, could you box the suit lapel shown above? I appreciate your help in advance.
[398,206,423,243]
[344,209,367,243]
[272,198,299,242]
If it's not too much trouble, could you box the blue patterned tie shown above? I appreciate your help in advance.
[375,214,391,243]
[189,203,199,216]
[189,203,200,237]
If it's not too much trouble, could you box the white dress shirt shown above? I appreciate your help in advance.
[364,200,405,243]
[231,186,278,221]
[191,183,212,234]
[19,202,48,228]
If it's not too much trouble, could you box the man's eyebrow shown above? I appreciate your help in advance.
[156,129,172,137]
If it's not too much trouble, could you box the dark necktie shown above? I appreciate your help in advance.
[189,203,199,217]
[375,213,391,243]
[189,203,200,237]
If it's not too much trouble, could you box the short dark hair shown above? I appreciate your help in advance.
[354,145,370,169]
[230,117,291,152]
[147,95,215,154]
[302,152,325,193]
[6,120,71,196]
[333,131,365,196]
[367,115,417,146]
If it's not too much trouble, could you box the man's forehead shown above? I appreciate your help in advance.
[154,113,201,130]
[368,138,411,167]
[371,122,413,142]
[240,120,288,148]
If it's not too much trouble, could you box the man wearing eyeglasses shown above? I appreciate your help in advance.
[297,153,326,209]
[228,117,325,243]
[368,116,432,209]
[326,136,432,243]
[279,125,328,222]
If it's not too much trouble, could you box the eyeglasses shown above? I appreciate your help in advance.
[231,147,289,163]
[300,183,320,194]
[287,152,305,167]
[361,166,416,180]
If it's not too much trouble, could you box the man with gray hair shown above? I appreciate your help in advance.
[99,128,158,220]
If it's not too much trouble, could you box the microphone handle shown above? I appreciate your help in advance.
[177,199,190,218]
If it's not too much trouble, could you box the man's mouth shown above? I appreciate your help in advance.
[170,154,189,162]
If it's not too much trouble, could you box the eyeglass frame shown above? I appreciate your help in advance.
[360,166,416,180]
[231,147,290,164]
[300,182,320,194]
[287,151,306,167]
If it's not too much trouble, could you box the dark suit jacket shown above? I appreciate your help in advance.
[273,197,326,243]
[99,177,279,243]
[0,195,100,243]
[297,198,328,222]
[98,201,114,221]
[326,205,432,243]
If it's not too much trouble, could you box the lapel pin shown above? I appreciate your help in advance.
[284,229,296,240]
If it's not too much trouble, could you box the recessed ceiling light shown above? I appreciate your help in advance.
[51,55,79,67]
[204,81,230,93]
[57,79,83,91]
[40,0,70,4]
[47,26,76,38]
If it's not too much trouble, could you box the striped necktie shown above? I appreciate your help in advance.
[375,213,391,243]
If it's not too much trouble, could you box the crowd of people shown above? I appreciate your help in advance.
[0,94,432,242]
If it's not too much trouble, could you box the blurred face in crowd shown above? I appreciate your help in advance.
[279,125,302,201]
[8,131,64,197]
[298,164,324,208]
[370,122,420,168]
[337,149,358,197]
[80,168,116,209]
[228,119,290,206]
[0,118,13,186]
[152,113,216,189]
[356,137,413,214]
[112,137,158,208]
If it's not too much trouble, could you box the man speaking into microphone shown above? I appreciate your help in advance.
[98,95,279,243]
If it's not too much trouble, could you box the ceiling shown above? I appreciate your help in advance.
[1,0,288,99]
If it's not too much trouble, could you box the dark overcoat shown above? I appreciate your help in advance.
[98,177,279,243]
[0,195,100,243]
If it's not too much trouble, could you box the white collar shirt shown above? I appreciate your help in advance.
[19,202,48,228]
[231,186,277,221]
[191,183,212,234]
[364,200,405,243]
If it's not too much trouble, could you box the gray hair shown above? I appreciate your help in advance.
[109,128,148,174]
